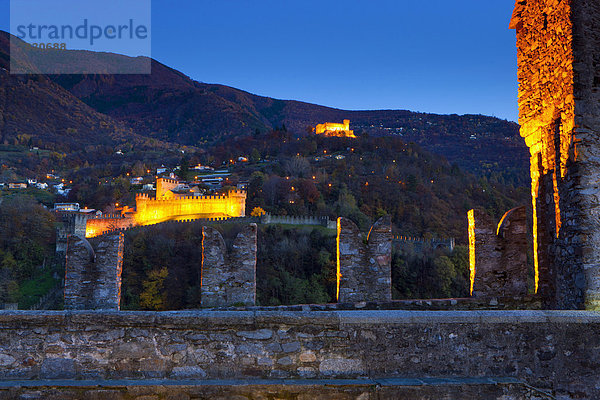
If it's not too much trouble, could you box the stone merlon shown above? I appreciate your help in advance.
[337,216,392,303]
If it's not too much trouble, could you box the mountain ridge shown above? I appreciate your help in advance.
[0,30,527,183]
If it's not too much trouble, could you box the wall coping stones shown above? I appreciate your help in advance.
[0,377,522,387]
[0,310,594,396]
[0,310,599,327]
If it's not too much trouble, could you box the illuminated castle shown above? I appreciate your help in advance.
[314,119,356,138]
[85,178,246,238]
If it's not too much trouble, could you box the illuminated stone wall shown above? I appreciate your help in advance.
[201,224,257,307]
[468,208,529,298]
[135,190,246,226]
[85,190,247,237]
[84,214,135,238]
[511,0,600,309]
[156,177,180,198]
[336,216,392,302]
[64,234,124,310]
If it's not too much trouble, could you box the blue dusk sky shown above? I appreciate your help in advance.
[0,0,519,121]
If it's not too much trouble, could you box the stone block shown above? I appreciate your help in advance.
[201,224,257,307]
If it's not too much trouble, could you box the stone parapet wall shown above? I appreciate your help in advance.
[0,310,597,398]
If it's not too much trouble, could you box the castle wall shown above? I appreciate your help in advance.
[315,120,356,138]
[0,310,598,398]
[135,190,246,226]
[201,224,257,307]
[336,216,392,302]
[511,0,600,309]
[83,191,247,238]
[261,214,335,228]
[85,215,135,238]
[64,234,124,310]
[393,236,455,252]
[55,213,94,251]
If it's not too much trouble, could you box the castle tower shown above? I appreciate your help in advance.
[511,0,600,309]
[226,189,247,217]
[156,177,179,199]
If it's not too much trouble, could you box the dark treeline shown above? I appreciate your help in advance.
[0,192,61,308]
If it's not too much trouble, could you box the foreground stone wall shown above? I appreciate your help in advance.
[468,207,529,298]
[0,379,533,399]
[201,224,257,307]
[64,234,124,310]
[336,216,392,302]
[0,310,597,399]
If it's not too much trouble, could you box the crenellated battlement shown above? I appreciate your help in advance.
[227,189,247,196]
[137,194,229,202]
[92,214,127,220]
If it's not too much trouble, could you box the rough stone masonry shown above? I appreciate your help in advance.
[468,207,529,298]
[201,224,257,307]
[511,0,600,309]
[337,216,392,303]
[0,310,598,399]
[64,233,124,310]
